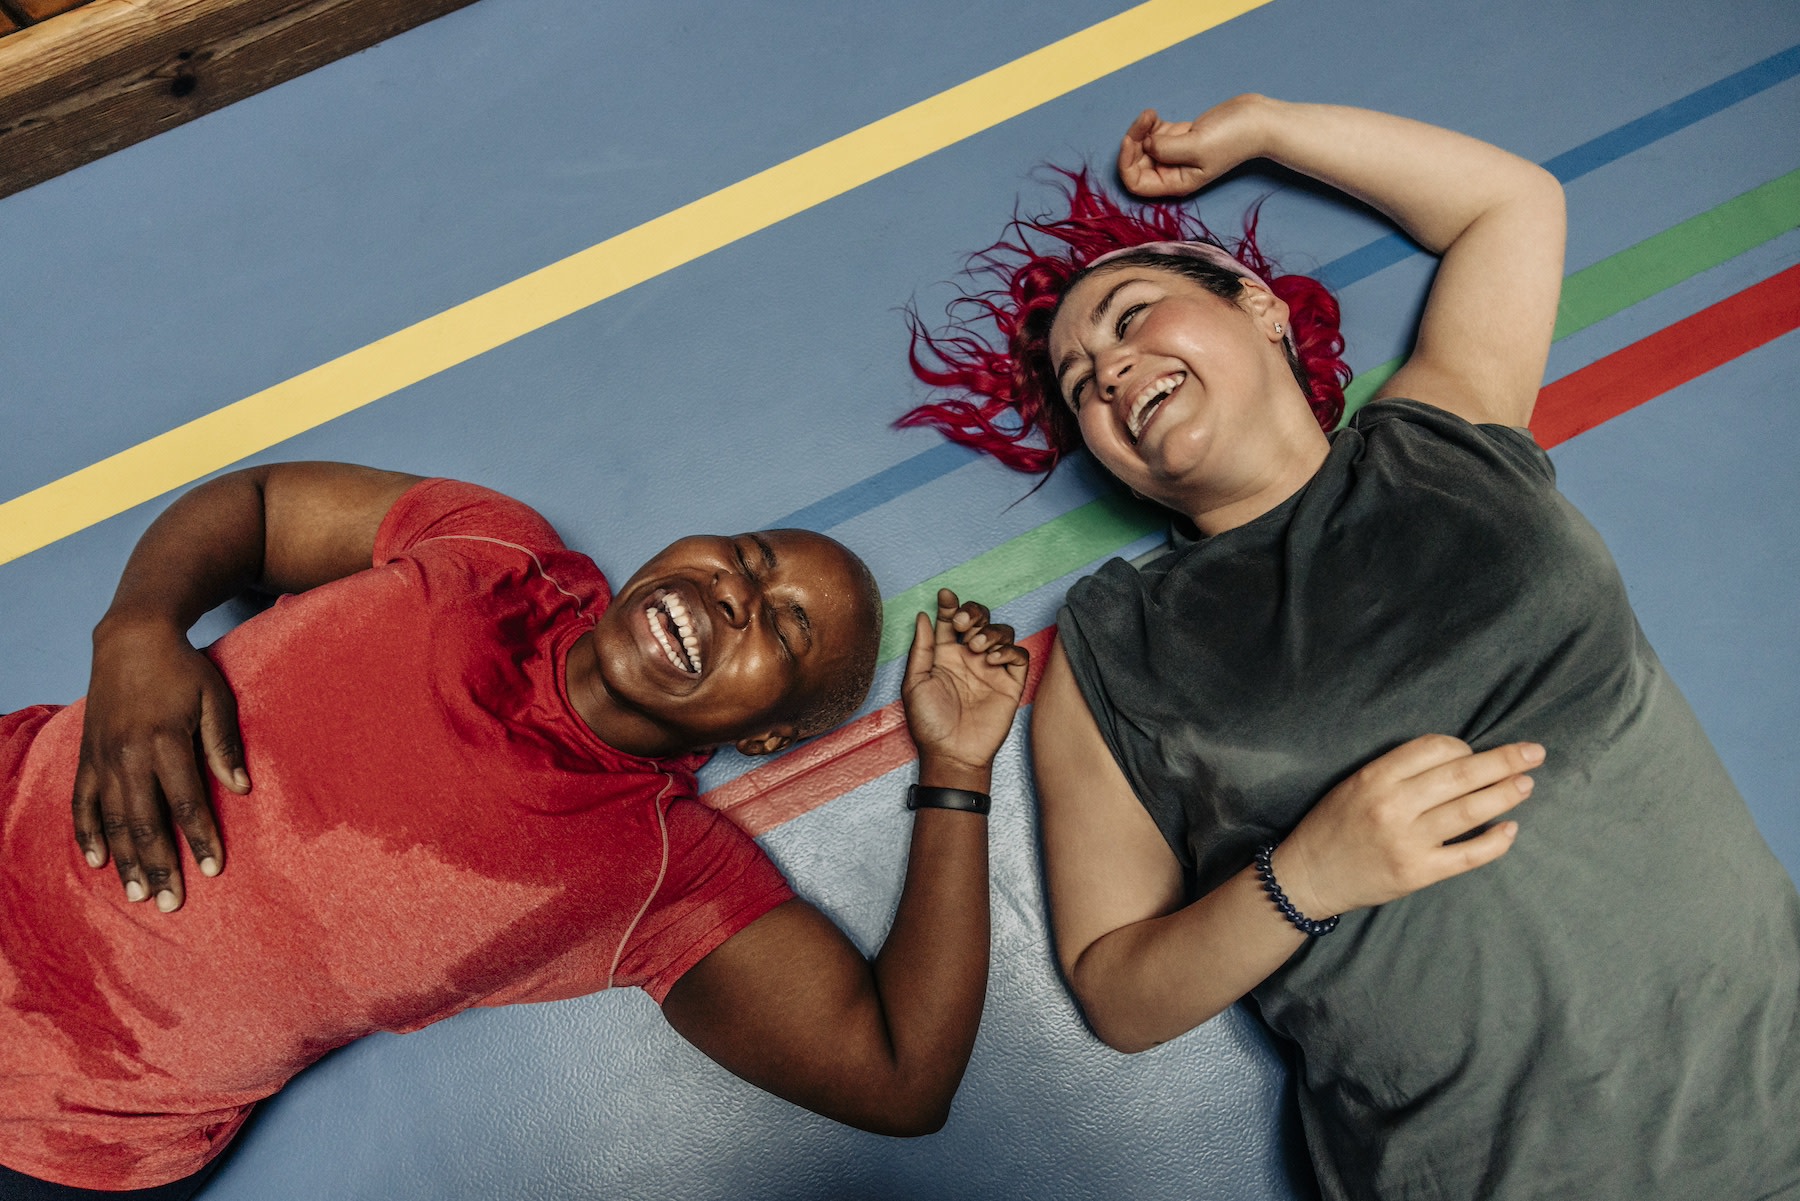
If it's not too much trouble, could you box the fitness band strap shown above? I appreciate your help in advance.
[907,785,991,815]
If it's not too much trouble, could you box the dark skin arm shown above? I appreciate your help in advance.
[79,472,1029,1134]
[662,591,1027,1136]
[73,462,423,911]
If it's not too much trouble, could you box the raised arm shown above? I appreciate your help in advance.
[661,591,1027,1135]
[74,462,423,911]
[1120,95,1565,427]
[1034,638,1542,1052]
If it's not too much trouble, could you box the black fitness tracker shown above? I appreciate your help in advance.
[906,785,991,815]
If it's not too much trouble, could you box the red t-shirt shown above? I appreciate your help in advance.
[0,480,793,1190]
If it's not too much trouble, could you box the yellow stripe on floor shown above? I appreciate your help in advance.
[0,0,1269,567]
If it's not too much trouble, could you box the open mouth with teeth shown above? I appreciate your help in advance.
[1127,371,1185,443]
[645,588,703,676]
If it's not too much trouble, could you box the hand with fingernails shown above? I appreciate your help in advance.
[72,613,250,913]
[1269,734,1545,923]
[901,589,1029,791]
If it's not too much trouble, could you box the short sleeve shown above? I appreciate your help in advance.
[1354,398,1557,486]
[373,478,568,566]
[615,800,795,1004]
[1474,421,1558,485]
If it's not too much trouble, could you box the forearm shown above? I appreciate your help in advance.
[1249,96,1559,254]
[1071,859,1303,1053]
[663,596,1021,1136]
[98,468,273,639]
[865,754,992,1130]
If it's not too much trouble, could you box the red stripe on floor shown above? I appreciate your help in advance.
[704,266,1800,832]
[705,627,1055,836]
[1532,263,1800,448]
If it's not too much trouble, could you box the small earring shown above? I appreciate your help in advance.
[1274,322,1285,335]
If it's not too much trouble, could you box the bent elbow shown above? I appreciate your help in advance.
[1080,1004,1164,1056]
[1519,163,1566,225]
[1067,972,1198,1056]
[884,1105,952,1139]
[844,1090,954,1138]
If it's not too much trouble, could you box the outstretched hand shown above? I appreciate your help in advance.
[1117,95,1271,197]
[72,616,250,913]
[901,589,1029,787]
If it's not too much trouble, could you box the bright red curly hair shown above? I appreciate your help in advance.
[901,170,1351,475]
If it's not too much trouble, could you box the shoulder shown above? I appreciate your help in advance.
[628,796,795,1003]
[374,478,608,607]
[1065,553,1155,623]
[375,478,573,563]
[1348,398,1555,487]
[1060,557,1160,695]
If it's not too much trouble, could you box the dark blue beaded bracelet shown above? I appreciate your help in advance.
[1254,843,1339,937]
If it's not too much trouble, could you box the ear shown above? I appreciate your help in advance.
[735,728,797,757]
[1236,282,1291,342]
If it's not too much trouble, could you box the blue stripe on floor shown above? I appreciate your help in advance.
[780,43,1800,538]
[1314,43,1800,291]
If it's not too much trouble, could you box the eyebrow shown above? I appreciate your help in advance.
[749,533,814,652]
[1054,275,1138,391]
[749,533,779,573]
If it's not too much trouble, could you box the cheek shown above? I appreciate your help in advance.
[718,650,794,714]
[1074,405,1119,454]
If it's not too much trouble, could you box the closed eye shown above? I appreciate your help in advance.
[1067,372,1092,411]
[1115,302,1146,337]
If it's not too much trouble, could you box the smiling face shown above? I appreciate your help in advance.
[1047,263,1326,530]
[569,529,879,760]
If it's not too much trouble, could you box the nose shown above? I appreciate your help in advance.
[1097,347,1134,402]
[711,566,757,630]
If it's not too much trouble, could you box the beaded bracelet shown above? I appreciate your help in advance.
[1254,843,1339,937]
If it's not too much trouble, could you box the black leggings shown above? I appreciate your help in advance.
[0,1159,219,1201]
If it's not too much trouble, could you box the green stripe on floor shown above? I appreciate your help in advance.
[1341,167,1800,416]
[871,168,1800,653]
[877,493,1159,662]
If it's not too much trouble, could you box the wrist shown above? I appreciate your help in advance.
[1247,94,1299,166]
[1267,839,1333,922]
[916,755,992,794]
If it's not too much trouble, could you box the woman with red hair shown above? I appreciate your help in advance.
[907,95,1799,1200]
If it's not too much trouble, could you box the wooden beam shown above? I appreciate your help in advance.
[0,0,480,200]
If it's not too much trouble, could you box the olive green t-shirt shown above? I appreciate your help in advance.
[1059,400,1800,1201]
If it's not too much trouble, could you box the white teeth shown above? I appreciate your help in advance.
[663,592,702,673]
[646,590,703,675]
[1127,372,1184,440]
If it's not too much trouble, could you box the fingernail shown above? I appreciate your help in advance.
[155,891,179,913]
[1515,775,1534,794]
[232,770,249,790]
[125,881,147,902]
[200,857,220,877]
[1521,743,1545,764]
[84,850,103,868]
